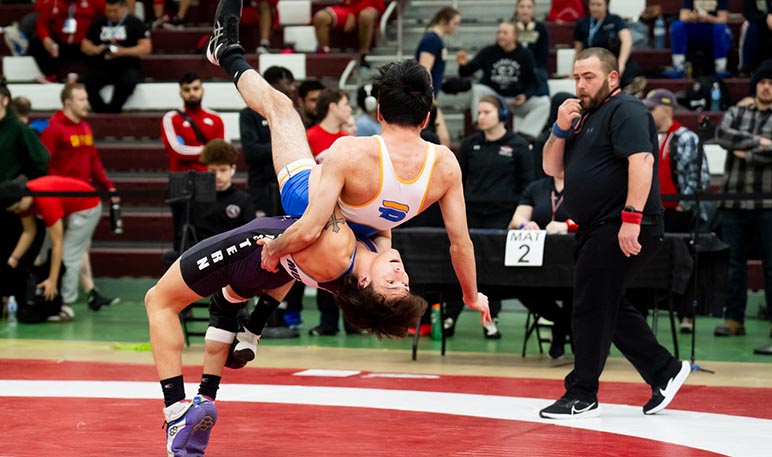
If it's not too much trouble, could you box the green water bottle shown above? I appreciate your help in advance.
[430,303,442,340]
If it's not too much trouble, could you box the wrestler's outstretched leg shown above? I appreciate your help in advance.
[207,0,313,174]
[145,260,217,457]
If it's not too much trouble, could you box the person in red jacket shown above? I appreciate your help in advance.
[29,0,106,82]
[40,82,119,311]
[161,73,226,172]
[3,175,102,322]
[161,72,226,253]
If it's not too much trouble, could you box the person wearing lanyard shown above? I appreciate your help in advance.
[572,0,642,91]
[508,175,576,358]
[80,0,151,113]
[509,175,577,234]
[540,47,689,419]
[31,0,104,82]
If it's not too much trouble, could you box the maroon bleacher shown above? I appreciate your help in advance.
[28,112,164,139]
[98,142,247,171]
[90,245,167,278]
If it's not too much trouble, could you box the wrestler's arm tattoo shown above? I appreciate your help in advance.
[323,213,346,233]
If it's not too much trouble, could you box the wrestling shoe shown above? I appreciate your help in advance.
[539,397,599,419]
[226,329,260,369]
[483,318,502,339]
[164,396,218,457]
[643,360,690,415]
[87,289,119,311]
[206,0,245,67]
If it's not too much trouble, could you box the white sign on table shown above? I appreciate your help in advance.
[504,230,546,267]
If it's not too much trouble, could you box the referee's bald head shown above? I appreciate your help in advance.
[575,47,619,76]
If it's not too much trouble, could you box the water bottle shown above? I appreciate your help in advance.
[430,303,442,341]
[654,16,666,50]
[110,202,124,234]
[710,82,722,111]
[7,295,18,327]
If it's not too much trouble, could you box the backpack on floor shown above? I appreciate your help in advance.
[18,261,65,323]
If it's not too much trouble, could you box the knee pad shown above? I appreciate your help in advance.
[207,288,247,333]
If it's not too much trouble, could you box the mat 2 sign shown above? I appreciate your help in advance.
[504,230,546,267]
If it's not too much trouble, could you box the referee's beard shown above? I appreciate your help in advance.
[582,79,611,111]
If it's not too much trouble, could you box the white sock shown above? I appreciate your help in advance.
[234,329,260,353]
[715,57,727,73]
[672,54,685,71]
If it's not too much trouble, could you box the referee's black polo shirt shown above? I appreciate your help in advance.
[563,93,663,227]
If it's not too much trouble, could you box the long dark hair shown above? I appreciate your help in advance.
[334,275,428,339]
[428,6,459,27]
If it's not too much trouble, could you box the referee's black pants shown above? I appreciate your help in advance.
[565,220,682,403]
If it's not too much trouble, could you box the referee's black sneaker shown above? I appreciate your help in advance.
[206,0,244,67]
[539,397,599,419]
[643,360,690,415]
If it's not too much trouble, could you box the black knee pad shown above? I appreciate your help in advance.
[208,288,247,333]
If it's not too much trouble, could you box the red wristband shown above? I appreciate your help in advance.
[621,211,643,224]
[566,219,579,232]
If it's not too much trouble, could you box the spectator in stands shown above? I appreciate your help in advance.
[508,174,575,358]
[192,139,255,239]
[445,95,533,339]
[643,89,710,233]
[312,0,385,69]
[151,0,192,29]
[355,83,380,136]
[667,0,732,78]
[29,0,105,82]
[10,96,49,135]
[739,0,772,75]
[242,0,279,54]
[296,79,325,128]
[306,87,352,163]
[714,63,772,339]
[0,81,49,313]
[457,21,550,140]
[3,175,102,322]
[513,0,550,97]
[80,0,151,114]
[41,82,119,311]
[574,0,643,91]
[162,72,226,254]
[240,66,293,216]
[162,73,227,173]
[415,6,460,98]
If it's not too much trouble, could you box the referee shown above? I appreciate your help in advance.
[539,48,690,419]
